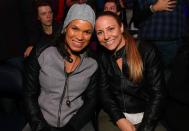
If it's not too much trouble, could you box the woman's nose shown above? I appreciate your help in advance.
[104,32,110,40]
[76,32,84,40]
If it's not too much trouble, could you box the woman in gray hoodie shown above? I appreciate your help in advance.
[23,3,98,131]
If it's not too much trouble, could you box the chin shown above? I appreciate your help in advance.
[71,47,86,53]
[104,44,116,51]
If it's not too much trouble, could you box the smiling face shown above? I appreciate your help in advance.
[65,19,93,53]
[37,5,53,26]
[95,15,125,51]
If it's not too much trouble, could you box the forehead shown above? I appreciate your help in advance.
[38,5,51,12]
[97,16,117,24]
[67,19,93,30]
[104,2,116,7]
[96,16,119,29]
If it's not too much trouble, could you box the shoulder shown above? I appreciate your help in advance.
[24,42,56,71]
[137,40,162,65]
[34,41,56,58]
[53,21,62,32]
[84,50,98,71]
[138,40,159,56]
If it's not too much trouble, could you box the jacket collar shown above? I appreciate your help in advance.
[112,46,126,60]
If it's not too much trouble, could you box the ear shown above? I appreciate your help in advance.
[121,23,124,33]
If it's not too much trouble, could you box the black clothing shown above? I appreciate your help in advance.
[34,21,61,46]
[98,41,165,131]
[0,57,23,95]
[119,8,128,28]
[164,44,189,131]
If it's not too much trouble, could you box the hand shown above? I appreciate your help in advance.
[116,118,136,131]
[24,46,33,57]
[153,0,177,12]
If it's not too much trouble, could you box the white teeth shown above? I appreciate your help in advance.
[104,42,111,46]
[102,42,108,45]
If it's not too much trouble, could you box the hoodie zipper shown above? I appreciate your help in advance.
[57,73,70,127]
[56,56,84,127]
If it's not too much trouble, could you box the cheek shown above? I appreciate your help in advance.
[66,30,75,38]
[41,16,47,21]
[84,34,92,41]
[65,32,73,43]
[113,31,121,39]
[97,35,104,43]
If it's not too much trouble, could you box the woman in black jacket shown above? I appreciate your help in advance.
[95,11,165,131]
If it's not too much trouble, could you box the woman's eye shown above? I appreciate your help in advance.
[72,27,78,31]
[85,31,92,34]
[108,27,114,31]
[97,32,102,35]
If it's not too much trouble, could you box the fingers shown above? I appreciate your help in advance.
[24,50,30,57]
[163,0,177,11]
[24,52,30,57]
[167,0,177,11]
[155,0,177,12]
[24,46,33,57]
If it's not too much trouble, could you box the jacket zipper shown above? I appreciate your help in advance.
[121,76,127,112]
[56,56,83,127]
[57,73,70,127]
[114,58,127,112]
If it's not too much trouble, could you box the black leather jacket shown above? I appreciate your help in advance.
[98,41,165,131]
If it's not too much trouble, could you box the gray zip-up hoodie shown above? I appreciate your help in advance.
[37,46,97,127]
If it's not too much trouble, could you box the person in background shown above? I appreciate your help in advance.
[23,3,98,131]
[24,0,61,57]
[163,2,189,130]
[104,0,127,27]
[36,0,66,24]
[132,0,187,82]
[95,11,165,131]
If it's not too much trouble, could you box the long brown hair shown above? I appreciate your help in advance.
[97,11,143,83]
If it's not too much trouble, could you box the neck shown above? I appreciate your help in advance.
[115,36,126,52]
[42,24,52,35]
[69,53,80,61]
[64,53,80,73]
[66,44,81,58]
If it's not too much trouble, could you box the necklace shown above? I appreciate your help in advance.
[64,55,79,73]
[64,56,79,106]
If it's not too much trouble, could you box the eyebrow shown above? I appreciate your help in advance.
[71,24,93,32]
